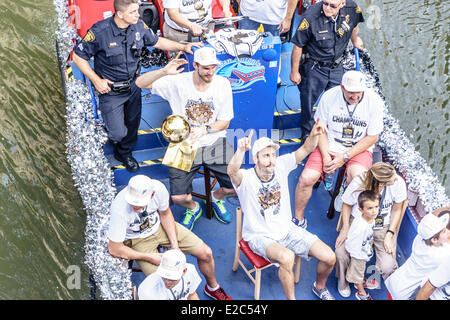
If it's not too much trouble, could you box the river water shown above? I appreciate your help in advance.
[0,0,447,299]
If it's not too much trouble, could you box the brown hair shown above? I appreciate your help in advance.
[358,190,380,209]
[356,162,396,192]
[114,0,139,13]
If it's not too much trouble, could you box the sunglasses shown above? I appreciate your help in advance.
[322,1,342,9]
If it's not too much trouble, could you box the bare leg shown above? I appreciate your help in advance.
[266,243,296,300]
[171,193,196,210]
[191,243,218,288]
[294,168,321,221]
[308,239,336,290]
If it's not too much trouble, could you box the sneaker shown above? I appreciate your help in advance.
[355,292,373,300]
[204,285,232,300]
[206,199,231,224]
[354,278,380,290]
[312,282,335,300]
[334,193,343,212]
[180,202,202,230]
[338,284,351,298]
[292,217,308,229]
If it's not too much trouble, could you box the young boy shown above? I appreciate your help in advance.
[138,249,202,300]
[344,190,380,300]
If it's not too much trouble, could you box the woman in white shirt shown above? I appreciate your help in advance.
[334,162,407,297]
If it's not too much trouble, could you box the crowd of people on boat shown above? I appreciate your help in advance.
[73,0,450,300]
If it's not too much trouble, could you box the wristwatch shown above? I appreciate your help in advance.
[343,152,349,163]
[205,125,212,134]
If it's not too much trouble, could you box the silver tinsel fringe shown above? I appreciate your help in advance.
[54,0,132,300]
[54,0,448,300]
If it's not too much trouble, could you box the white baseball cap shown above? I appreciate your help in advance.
[194,47,219,66]
[341,70,366,92]
[417,213,449,240]
[252,137,280,157]
[124,175,155,207]
[156,250,186,280]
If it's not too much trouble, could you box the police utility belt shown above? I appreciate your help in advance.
[108,63,141,93]
[304,53,344,69]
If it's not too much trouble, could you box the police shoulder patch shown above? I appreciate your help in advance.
[83,30,95,43]
[298,18,310,31]
[356,5,362,13]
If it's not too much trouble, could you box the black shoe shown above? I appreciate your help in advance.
[114,152,140,172]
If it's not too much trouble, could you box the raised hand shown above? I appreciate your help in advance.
[237,130,254,152]
[164,52,188,75]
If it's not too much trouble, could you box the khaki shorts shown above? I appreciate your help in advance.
[124,222,203,275]
[345,257,367,284]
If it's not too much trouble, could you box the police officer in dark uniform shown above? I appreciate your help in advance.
[73,0,199,172]
[290,0,364,138]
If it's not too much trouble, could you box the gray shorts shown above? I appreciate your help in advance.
[169,137,235,195]
[248,223,319,262]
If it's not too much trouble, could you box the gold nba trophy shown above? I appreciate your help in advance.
[161,115,199,172]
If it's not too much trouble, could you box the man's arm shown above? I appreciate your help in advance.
[279,0,298,34]
[351,25,364,49]
[153,36,202,54]
[135,56,187,89]
[218,0,232,18]
[189,120,230,141]
[416,281,436,300]
[166,8,207,36]
[227,131,253,188]
[108,240,162,265]
[159,207,180,250]
[73,52,112,94]
[290,44,302,85]
[294,119,327,164]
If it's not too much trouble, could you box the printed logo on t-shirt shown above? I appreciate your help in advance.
[361,233,374,259]
[257,181,281,217]
[185,98,214,126]
[128,209,159,236]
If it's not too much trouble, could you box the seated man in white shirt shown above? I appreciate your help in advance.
[138,249,201,300]
[227,120,337,300]
[293,70,384,229]
[107,174,231,300]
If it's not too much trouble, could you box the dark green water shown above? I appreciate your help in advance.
[0,0,447,299]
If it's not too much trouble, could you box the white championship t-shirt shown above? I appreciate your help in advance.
[138,263,201,300]
[314,86,384,154]
[385,235,448,300]
[163,0,213,32]
[234,152,297,242]
[345,215,374,261]
[429,253,450,300]
[240,0,289,25]
[342,173,407,228]
[107,180,170,242]
[152,72,233,148]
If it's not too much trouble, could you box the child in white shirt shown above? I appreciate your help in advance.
[344,190,380,300]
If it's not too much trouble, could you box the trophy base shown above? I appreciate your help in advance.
[162,141,198,172]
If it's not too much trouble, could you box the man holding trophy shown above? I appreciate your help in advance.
[136,47,236,230]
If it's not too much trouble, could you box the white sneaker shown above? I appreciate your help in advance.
[334,194,343,212]
[338,284,351,298]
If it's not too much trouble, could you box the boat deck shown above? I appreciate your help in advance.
[68,36,409,300]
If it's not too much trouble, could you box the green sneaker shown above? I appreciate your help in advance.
[204,199,231,224]
[181,202,202,230]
